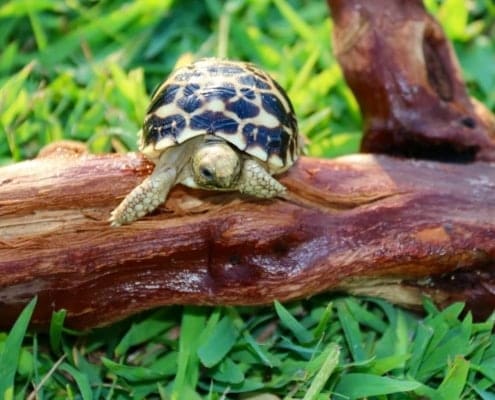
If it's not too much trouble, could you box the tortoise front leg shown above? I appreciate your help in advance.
[109,167,176,226]
[237,159,286,198]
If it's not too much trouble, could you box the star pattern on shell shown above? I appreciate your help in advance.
[140,58,299,173]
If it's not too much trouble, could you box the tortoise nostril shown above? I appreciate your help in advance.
[460,117,476,129]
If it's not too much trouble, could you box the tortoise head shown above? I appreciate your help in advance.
[192,138,241,190]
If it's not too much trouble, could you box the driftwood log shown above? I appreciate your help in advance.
[0,149,494,329]
[1,0,495,330]
[328,0,495,161]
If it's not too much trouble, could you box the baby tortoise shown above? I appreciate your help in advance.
[110,58,300,226]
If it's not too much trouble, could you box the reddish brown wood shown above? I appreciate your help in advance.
[328,0,495,161]
[1,149,494,329]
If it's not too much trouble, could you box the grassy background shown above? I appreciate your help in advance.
[0,0,495,398]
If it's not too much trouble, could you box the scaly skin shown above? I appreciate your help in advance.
[109,167,176,226]
[110,140,200,226]
[237,159,286,198]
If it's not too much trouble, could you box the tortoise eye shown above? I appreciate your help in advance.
[200,167,214,180]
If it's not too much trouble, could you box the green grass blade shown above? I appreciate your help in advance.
[242,331,273,367]
[313,301,334,339]
[476,359,495,381]
[274,301,313,344]
[102,353,177,382]
[438,0,468,40]
[49,309,66,355]
[407,322,434,377]
[370,354,411,375]
[59,363,92,400]
[472,384,495,400]
[303,343,339,400]
[198,315,239,367]
[115,309,176,357]
[27,9,47,50]
[211,358,244,384]
[436,356,470,399]
[418,312,472,380]
[272,0,314,41]
[336,300,366,362]
[334,373,422,399]
[345,298,389,334]
[0,297,37,400]
[172,307,207,397]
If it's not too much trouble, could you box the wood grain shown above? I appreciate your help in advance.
[1,149,494,329]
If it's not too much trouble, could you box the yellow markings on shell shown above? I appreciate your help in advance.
[176,128,201,144]
[141,144,162,161]
[154,103,181,118]
[246,93,280,128]
[271,87,291,115]
[206,99,225,112]
[137,129,145,150]
[267,154,284,170]
[258,112,280,128]
[216,131,247,151]
[245,145,268,162]
[154,136,176,151]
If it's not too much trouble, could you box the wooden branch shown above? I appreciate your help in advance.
[1,146,494,329]
[328,0,495,161]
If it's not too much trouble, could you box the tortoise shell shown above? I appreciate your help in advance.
[139,58,299,173]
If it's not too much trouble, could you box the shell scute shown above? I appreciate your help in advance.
[174,71,202,82]
[238,74,271,90]
[147,84,180,112]
[190,111,239,134]
[261,93,286,122]
[261,126,290,161]
[183,83,201,96]
[206,64,246,76]
[202,84,237,100]
[240,87,256,100]
[177,94,203,113]
[226,97,260,119]
[144,114,186,146]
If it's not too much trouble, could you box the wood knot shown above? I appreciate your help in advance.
[37,140,88,159]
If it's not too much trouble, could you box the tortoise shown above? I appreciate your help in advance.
[110,58,300,226]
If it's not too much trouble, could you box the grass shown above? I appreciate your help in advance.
[0,0,494,398]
